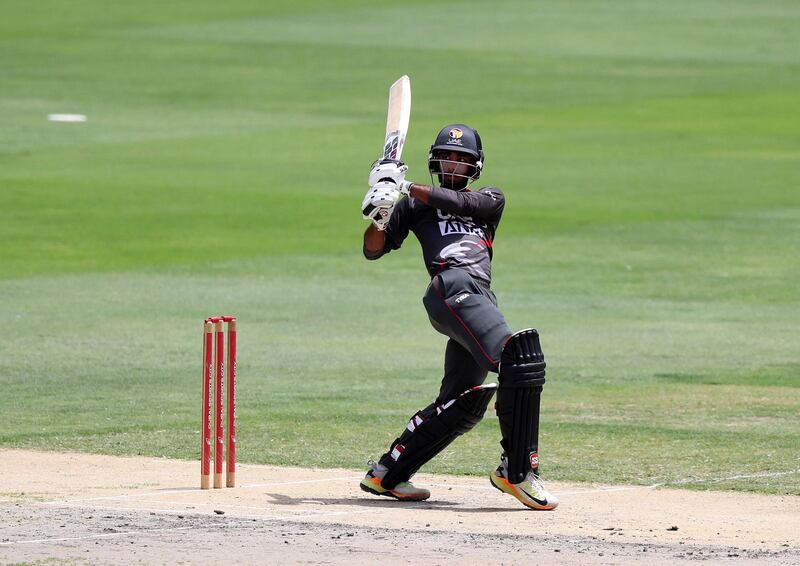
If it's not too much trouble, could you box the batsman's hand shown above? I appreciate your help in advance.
[361,181,402,231]
[368,159,408,187]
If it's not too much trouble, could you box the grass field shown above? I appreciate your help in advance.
[1,0,798,495]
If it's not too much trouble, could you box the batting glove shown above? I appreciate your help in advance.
[368,159,408,188]
[361,181,402,231]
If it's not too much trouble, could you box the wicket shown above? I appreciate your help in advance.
[201,315,237,489]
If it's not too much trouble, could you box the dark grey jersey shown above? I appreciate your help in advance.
[364,186,505,285]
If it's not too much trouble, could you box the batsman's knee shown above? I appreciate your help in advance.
[498,328,546,387]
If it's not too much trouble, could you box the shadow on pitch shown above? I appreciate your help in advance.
[263,492,522,513]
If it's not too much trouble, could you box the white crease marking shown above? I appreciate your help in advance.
[240,476,363,489]
[43,475,362,504]
[662,468,800,486]
[429,468,800,495]
[426,482,659,495]
[559,484,660,495]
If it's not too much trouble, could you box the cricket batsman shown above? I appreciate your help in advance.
[359,124,558,510]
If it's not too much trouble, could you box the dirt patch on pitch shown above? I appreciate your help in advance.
[1,449,798,564]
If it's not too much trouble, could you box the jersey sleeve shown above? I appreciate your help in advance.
[426,186,504,222]
[363,196,413,260]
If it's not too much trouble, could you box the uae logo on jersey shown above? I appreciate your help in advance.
[439,218,484,237]
[437,208,484,237]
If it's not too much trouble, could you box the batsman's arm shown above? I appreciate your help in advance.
[402,182,504,220]
[363,197,411,260]
[363,224,387,260]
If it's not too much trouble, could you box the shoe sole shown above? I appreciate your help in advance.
[489,473,557,510]
[360,479,430,501]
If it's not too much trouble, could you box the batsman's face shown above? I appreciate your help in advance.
[434,150,475,189]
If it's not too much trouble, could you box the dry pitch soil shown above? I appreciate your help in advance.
[1,449,798,565]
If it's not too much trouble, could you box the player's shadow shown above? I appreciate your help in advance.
[263,492,521,513]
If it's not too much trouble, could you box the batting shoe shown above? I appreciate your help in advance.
[490,457,559,510]
[359,461,430,501]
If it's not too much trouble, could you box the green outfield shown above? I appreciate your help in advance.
[1,0,798,494]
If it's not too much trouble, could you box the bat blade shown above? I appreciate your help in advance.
[382,75,411,161]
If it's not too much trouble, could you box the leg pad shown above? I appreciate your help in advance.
[497,329,547,483]
[380,384,497,490]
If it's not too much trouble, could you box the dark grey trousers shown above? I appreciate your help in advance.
[423,267,513,403]
[377,268,513,474]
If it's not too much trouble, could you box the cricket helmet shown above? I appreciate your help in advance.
[428,124,484,188]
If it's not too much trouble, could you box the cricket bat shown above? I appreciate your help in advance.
[381,75,411,161]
